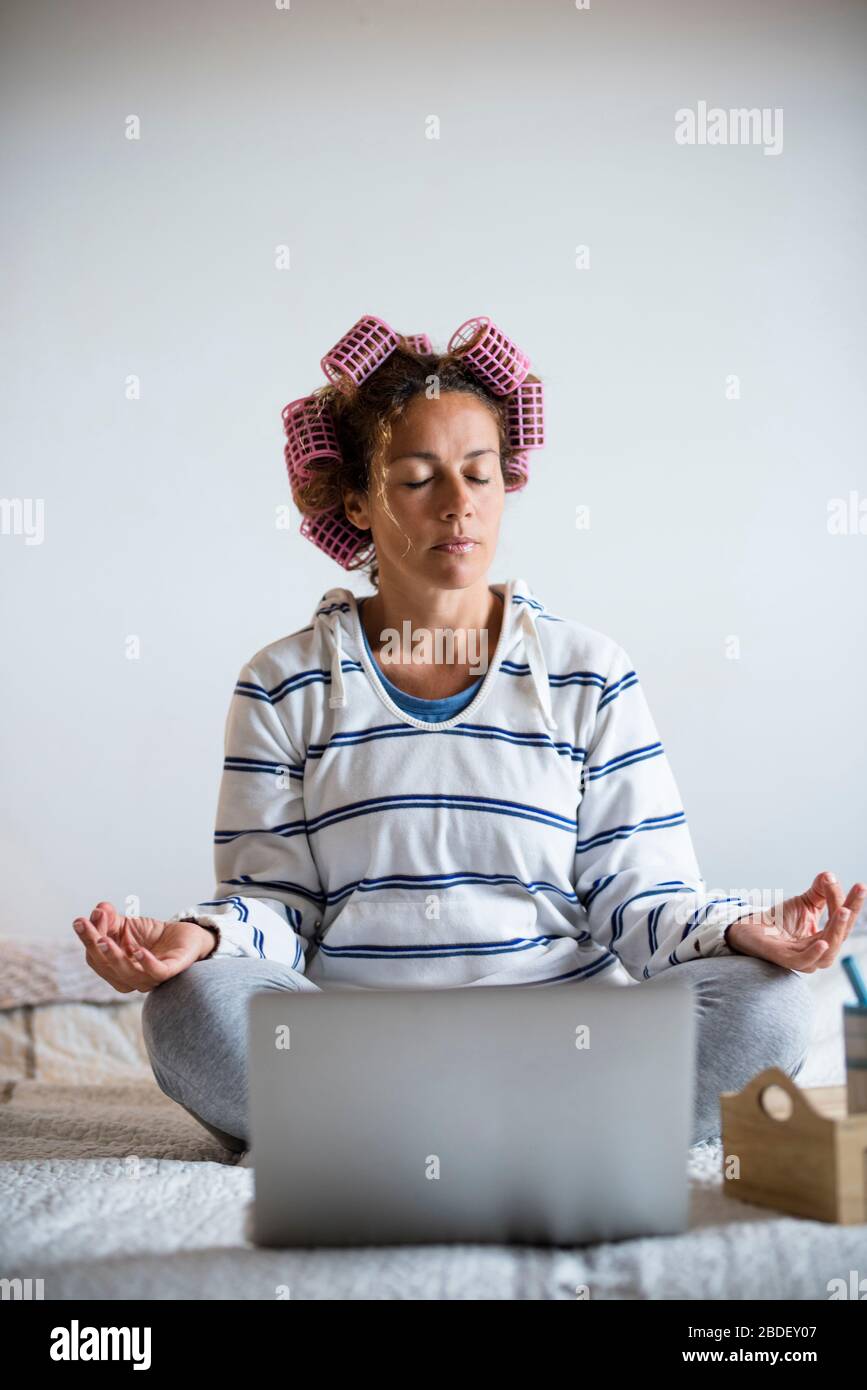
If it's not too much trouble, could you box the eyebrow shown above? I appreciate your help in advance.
[389,449,499,465]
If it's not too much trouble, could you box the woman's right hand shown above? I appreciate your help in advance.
[72,901,213,994]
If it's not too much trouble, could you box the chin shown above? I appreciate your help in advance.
[423,550,489,588]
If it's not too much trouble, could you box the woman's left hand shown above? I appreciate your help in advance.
[726,871,866,972]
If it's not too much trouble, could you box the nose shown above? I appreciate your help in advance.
[439,474,476,517]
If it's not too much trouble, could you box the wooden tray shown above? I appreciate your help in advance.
[720,1067,867,1224]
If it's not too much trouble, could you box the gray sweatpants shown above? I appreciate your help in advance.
[141,952,814,1152]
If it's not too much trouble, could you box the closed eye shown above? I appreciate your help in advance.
[405,477,491,489]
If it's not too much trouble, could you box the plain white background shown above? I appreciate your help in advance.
[2,0,865,941]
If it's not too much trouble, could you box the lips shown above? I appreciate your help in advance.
[433,540,477,553]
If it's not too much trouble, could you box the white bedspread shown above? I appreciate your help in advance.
[3,930,867,1300]
[2,1078,866,1300]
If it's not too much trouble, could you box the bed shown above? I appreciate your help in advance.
[2,930,866,1300]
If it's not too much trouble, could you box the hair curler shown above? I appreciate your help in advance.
[282,395,341,485]
[285,313,542,568]
[299,509,376,570]
[283,443,336,517]
[447,315,531,395]
[504,375,545,451]
[320,315,402,392]
[504,452,531,493]
[401,332,433,355]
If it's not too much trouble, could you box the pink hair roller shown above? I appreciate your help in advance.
[282,395,341,485]
[504,452,531,493]
[299,510,376,570]
[320,315,402,392]
[283,443,335,517]
[401,333,433,354]
[447,315,531,396]
[505,376,545,451]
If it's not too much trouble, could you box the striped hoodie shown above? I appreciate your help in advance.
[169,578,754,988]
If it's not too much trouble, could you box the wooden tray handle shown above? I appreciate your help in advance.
[729,1066,823,1125]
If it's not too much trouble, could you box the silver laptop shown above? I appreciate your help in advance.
[247,978,695,1247]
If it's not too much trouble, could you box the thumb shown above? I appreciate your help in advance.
[800,870,842,919]
[127,941,185,984]
[787,936,831,967]
[798,872,832,912]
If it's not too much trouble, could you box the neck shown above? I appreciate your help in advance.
[359,576,505,682]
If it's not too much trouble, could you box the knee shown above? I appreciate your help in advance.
[727,957,815,1077]
[141,962,208,1061]
[770,968,814,1076]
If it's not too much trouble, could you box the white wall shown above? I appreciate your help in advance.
[2,0,865,940]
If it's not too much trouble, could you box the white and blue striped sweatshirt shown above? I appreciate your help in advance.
[169,578,755,988]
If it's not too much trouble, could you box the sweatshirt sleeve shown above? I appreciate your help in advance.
[573,645,755,981]
[167,658,326,967]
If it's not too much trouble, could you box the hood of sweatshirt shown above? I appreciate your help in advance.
[310,577,558,732]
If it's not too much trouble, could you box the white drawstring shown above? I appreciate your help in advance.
[320,592,555,729]
[519,604,558,731]
[322,613,347,709]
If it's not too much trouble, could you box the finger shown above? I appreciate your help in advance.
[810,871,844,930]
[76,937,130,990]
[120,919,143,957]
[106,932,179,986]
[76,911,143,967]
[823,873,845,921]
[788,933,832,959]
[844,881,867,931]
[781,937,831,971]
[817,897,863,956]
[798,871,832,911]
[125,941,175,985]
[117,921,160,973]
[73,917,106,951]
[90,902,125,941]
[799,871,840,921]
[108,935,152,977]
[96,932,151,974]
[74,917,131,971]
[800,900,855,967]
[737,930,827,970]
[820,886,867,958]
[92,934,148,987]
[75,917,163,990]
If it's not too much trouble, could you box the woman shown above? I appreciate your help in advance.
[73,318,865,1152]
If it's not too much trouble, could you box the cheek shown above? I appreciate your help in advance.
[372,487,428,533]
[388,486,424,515]
[478,487,505,521]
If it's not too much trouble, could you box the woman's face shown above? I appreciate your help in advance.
[344,391,505,590]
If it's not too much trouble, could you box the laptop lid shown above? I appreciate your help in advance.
[248,979,694,1248]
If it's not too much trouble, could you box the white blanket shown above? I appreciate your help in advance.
[2,930,866,1300]
[1,1078,866,1300]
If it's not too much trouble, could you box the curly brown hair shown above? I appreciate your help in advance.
[290,342,532,588]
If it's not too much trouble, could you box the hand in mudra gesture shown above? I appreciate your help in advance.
[727,871,866,972]
[72,901,214,994]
